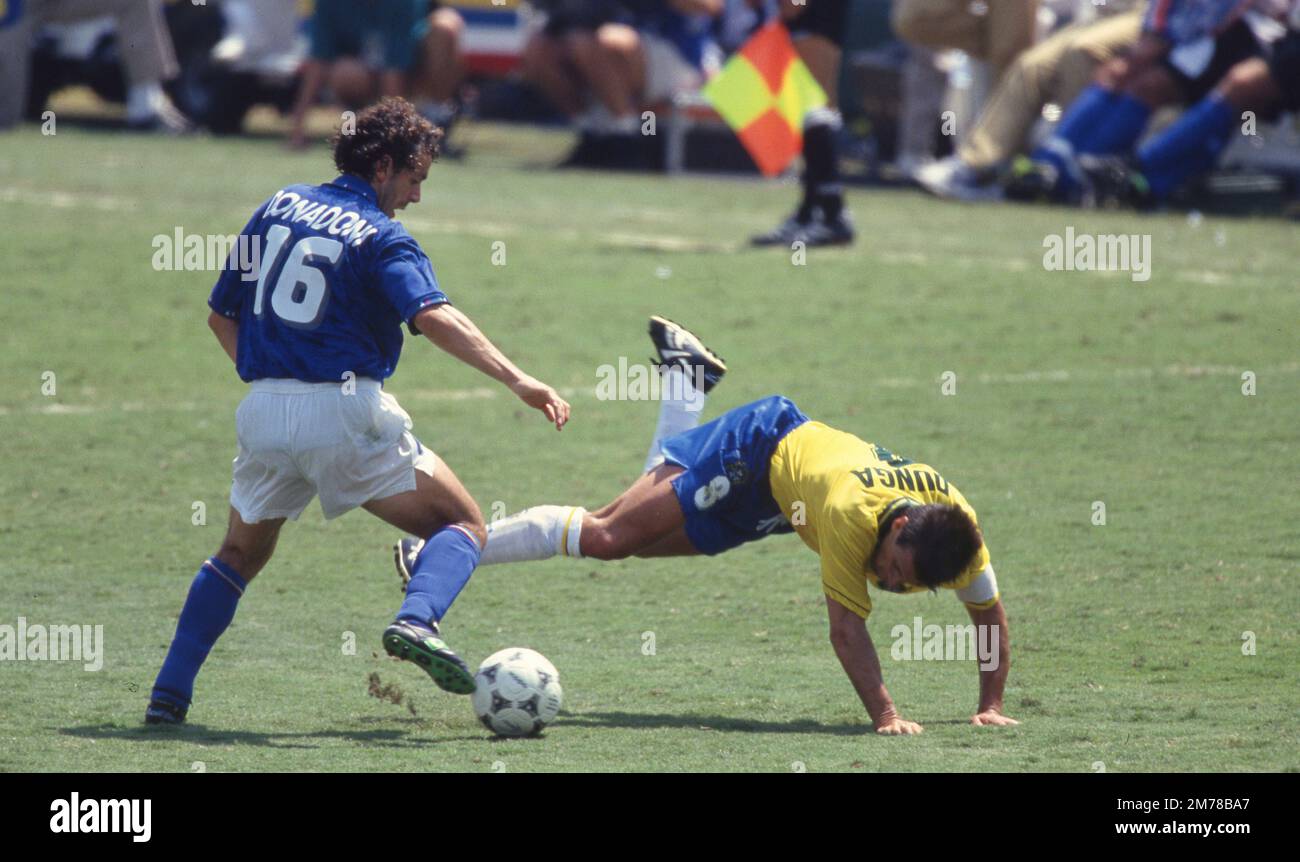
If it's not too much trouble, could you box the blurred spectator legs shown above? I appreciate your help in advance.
[914,9,1142,200]
[895,46,946,177]
[0,0,190,131]
[411,6,467,131]
[520,29,586,118]
[1134,53,1288,202]
[959,10,1143,173]
[523,20,701,169]
[891,0,1039,81]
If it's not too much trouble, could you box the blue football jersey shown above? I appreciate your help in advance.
[208,174,448,383]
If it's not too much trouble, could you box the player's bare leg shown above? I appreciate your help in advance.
[399,318,722,571]
[580,464,688,560]
[364,454,486,547]
[633,525,700,558]
[212,508,286,583]
[367,456,485,694]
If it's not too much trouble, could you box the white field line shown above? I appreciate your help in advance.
[0,187,134,212]
[4,186,1274,279]
[3,362,1295,417]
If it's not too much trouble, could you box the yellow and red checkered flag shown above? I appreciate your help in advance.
[701,21,827,177]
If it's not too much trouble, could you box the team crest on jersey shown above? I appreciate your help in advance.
[724,460,750,486]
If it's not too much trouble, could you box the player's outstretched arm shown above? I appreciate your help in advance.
[966,598,1019,727]
[413,304,570,430]
[208,312,238,366]
[825,596,923,735]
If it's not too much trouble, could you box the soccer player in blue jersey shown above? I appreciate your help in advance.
[145,98,570,725]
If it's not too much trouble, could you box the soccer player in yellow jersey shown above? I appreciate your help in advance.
[397,318,1018,735]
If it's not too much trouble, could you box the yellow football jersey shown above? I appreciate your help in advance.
[768,421,994,619]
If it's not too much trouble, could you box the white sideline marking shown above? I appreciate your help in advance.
[3,363,1294,417]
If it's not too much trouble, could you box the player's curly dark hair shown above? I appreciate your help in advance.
[332,97,442,182]
[895,504,983,589]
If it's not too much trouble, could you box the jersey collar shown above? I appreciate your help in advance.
[869,498,918,573]
[328,173,380,204]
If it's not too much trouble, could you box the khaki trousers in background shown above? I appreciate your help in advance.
[891,0,1041,80]
[0,0,179,128]
[958,9,1144,170]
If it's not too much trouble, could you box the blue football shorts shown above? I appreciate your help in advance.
[658,395,809,555]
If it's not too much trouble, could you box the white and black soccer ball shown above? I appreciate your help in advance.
[471,648,562,737]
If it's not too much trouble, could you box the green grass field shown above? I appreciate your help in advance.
[1,120,1297,772]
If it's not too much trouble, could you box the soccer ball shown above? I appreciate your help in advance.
[471,648,562,737]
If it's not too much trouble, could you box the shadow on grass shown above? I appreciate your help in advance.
[563,711,979,735]
[562,711,867,735]
[59,722,486,749]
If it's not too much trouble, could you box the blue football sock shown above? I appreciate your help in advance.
[1032,87,1152,199]
[1138,94,1236,199]
[397,525,481,625]
[1050,84,1119,151]
[151,557,248,708]
[1032,85,1120,198]
[1079,91,1151,155]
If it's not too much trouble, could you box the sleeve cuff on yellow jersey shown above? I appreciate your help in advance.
[824,585,871,619]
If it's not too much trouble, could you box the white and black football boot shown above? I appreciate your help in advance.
[648,315,727,394]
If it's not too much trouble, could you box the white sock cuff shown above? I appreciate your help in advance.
[561,507,585,559]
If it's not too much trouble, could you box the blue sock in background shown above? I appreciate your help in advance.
[1049,84,1119,151]
[397,526,482,625]
[1033,85,1121,197]
[1138,94,1236,199]
[1079,91,1152,155]
[151,557,248,708]
[1033,86,1153,199]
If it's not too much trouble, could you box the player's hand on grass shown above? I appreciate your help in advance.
[971,709,1019,727]
[510,376,570,430]
[874,715,924,735]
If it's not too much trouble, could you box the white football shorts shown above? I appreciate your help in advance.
[230,378,437,523]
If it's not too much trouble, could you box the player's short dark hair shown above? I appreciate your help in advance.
[332,97,442,182]
[895,504,983,589]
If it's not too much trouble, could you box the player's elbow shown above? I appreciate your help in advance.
[412,304,456,342]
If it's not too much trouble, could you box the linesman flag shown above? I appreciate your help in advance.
[701,21,828,177]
